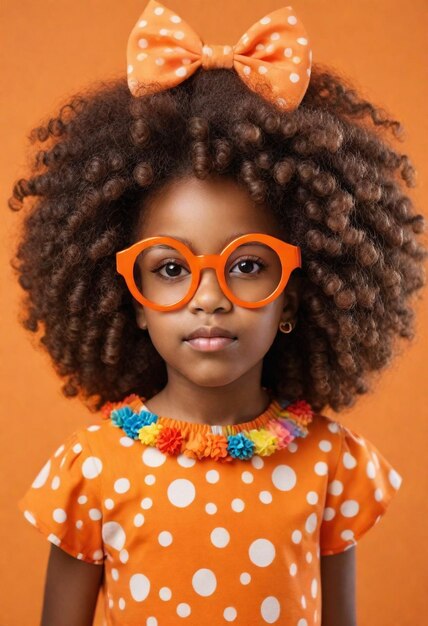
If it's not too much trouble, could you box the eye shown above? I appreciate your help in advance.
[151,259,190,280]
[229,256,267,276]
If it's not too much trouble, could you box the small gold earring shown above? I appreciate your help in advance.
[279,321,293,333]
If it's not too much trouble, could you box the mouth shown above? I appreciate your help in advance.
[183,336,237,352]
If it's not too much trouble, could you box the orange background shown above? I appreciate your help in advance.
[2,1,427,625]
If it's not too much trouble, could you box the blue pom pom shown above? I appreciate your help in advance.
[111,406,133,428]
[227,432,255,460]
[122,411,146,439]
[139,408,159,426]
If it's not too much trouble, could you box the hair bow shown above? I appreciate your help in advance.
[127,0,312,111]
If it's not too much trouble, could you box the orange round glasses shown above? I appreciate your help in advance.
[116,233,302,311]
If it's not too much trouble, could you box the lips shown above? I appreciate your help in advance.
[184,326,237,341]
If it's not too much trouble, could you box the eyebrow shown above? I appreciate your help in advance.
[153,232,256,252]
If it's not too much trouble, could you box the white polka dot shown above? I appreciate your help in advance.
[173,31,185,40]
[154,6,164,15]
[251,456,264,469]
[138,38,148,49]
[134,513,144,527]
[120,436,134,447]
[258,66,268,75]
[343,451,357,469]
[327,421,340,434]
[89,508,102,521]
[105,498,114,510]
[75,519,83,529]
[341,529,355,541]
[114,478,130,494]
[177,603,191,617]
[155,57,165,66]
[256,43,265,51]
[231,498,245,512]
[249,538,275,567]
[138,20,147,28]
[177,453,196,468]
[389,468,402,489]
[260,596,281,623]
[54,444,65,457]
[328,480,343,496]
[297,37,308,45]
[140,497,153,510]
[323,507,336,521]
[243,66,251,75]
[289,72,300,83]
[32,460,51,488]
[311,577,318,598]
[158,531,173,547]
[272,465,296,491]
[283,47,293,58]
[224,606,237,621]
[160,586,172,600]
[92,549,104,561]
[270,32,280,41]
[159,28,169,36]
[306,491,318,505]
[206,502,217,514]
[290,562,297,576]
[265,44,275,54]
[305,551,313,563]
[223,45,233,54]
[119,549,128,563]
[291,529,302,544]
[211,527,230,548]
[260,16,271,25]
[87,425,100,432]
[129,573,150,602]
[240,572,251,584]
[72,443,82,454]
[175,66,188,78]
[314,461,328,476]
[145,474,156,486]
[341,500,359,517]
[192,569,217,596]
[206,470,220,484]
[259,490,272,504]
[287,15,297,25]
[47,533,61,546]
[292,56,301,64]
[77,495,87,504]
[143,447,166,467]
[51,476,60,490]
[305,512,318,533]
[82,456,102,479]
[287,442,298,453]
[53,508,66,523]
[241,471,254,484]
[167,479,195,508]
[319,440,332,452]
[170,15,181,24]
[301,594,307,609]
[102,521,126,551]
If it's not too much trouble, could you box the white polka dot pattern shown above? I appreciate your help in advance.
[18,428,104,565]
[18,409,402,624]
[127,0,312,111]
[319,422,403,555]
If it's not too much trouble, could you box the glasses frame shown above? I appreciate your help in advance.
[116,233,301,311]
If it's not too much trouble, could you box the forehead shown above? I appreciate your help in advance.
[136,176,284,253]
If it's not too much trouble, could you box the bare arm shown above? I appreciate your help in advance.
[40,544,104,626]
[320,545,357,626]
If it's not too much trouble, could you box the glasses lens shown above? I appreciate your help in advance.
[132,240,283,307]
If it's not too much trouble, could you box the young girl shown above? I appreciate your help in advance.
[13,1,426,625]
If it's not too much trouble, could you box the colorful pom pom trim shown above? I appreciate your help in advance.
[100,393,315,463]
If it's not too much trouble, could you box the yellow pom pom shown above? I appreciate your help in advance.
[138,422,163,445]
[247,428,278,456]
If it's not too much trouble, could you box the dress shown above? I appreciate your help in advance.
[18,394,403,625]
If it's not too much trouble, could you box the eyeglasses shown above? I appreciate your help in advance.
[116,233,301,311]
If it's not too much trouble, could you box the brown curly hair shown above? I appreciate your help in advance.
[8,63,428,414]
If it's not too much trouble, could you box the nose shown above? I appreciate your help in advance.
[188,267,232,312]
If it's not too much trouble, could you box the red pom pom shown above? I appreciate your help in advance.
[157,427,183,455]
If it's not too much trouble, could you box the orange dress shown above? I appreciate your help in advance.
[18,395,403,625]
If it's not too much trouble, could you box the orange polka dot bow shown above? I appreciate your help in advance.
[127,0,312,111]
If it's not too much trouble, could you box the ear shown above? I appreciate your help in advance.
[281,270,303,323]
[132,298,147,330]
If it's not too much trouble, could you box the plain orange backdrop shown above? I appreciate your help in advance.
[2,1,428,625]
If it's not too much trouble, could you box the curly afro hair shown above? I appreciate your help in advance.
[8,63,428,414]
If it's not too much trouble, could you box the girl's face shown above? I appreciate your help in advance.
[132,174,300,389]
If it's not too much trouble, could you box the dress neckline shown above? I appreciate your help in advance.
[100,392,315,462]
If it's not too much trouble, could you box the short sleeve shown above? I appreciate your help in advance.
[319,422,403,556]
[17,428,105,565]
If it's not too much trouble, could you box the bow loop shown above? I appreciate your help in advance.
[127,0,312,111]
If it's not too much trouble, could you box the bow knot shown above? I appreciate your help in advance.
[201,44,234,70]
[127,0,312,111]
